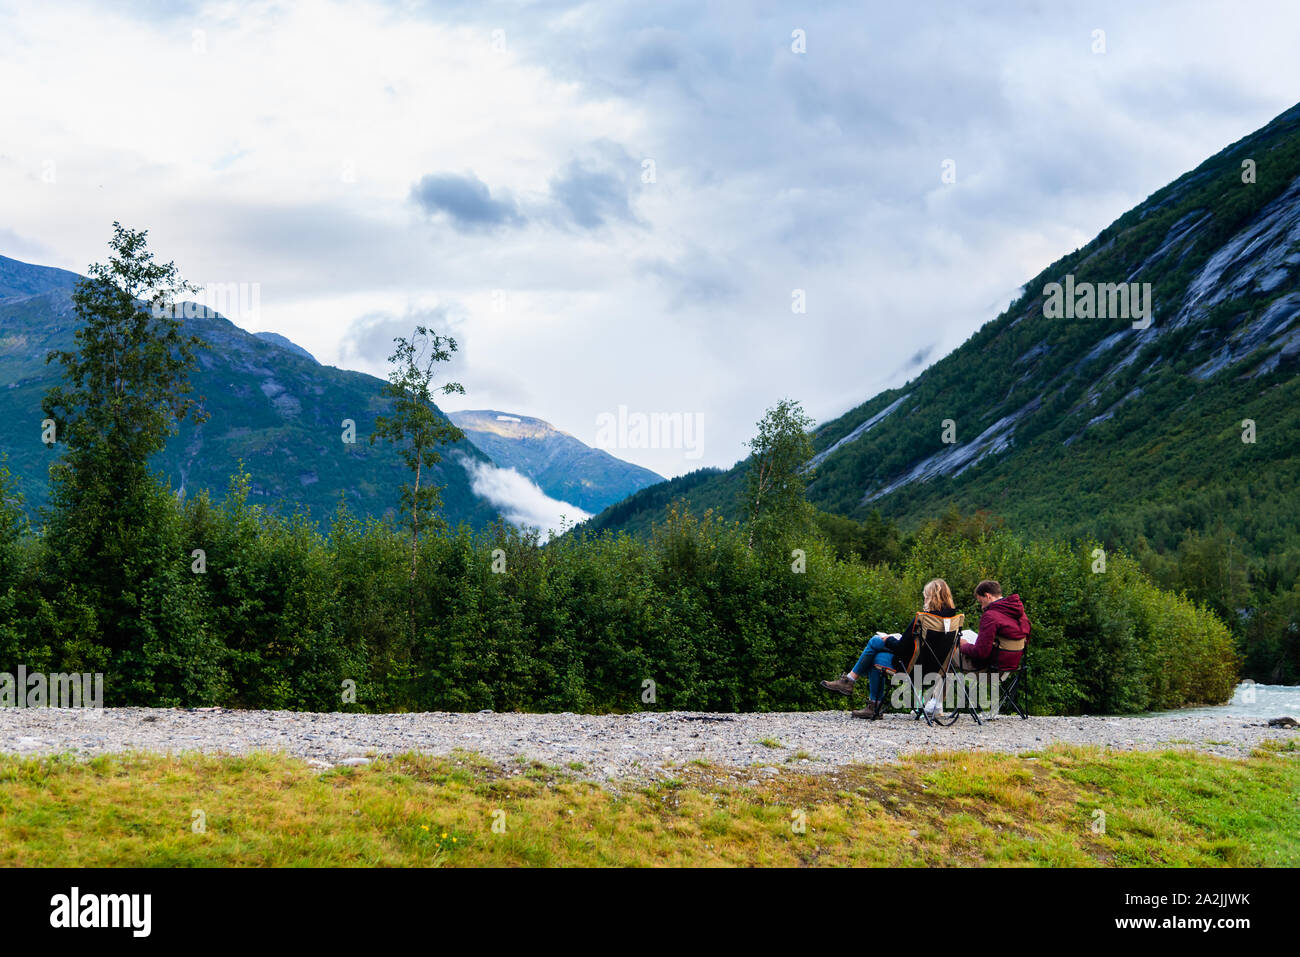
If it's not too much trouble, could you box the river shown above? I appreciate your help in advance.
[1145,682,1300,720]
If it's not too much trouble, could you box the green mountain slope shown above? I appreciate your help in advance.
[447,409,663,514]
[0,261,502,529]
[580,102,1300,572]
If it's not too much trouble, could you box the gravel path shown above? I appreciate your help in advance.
[1,707,1295,783]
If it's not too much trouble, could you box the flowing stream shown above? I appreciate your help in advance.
[1144,682,1300,720]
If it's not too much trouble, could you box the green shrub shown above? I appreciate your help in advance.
[2,472,1238,714]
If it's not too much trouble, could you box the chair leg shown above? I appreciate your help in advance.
[953,672,982,724]
[1010,678,1028,719]
[1000,670,1028,719]
[920,669,952,727]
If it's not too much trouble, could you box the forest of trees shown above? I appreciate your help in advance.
[0,226,1243,714]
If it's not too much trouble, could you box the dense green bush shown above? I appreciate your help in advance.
[0,468,1239,714]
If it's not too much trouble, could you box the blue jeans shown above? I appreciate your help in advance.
[852,636,894,701]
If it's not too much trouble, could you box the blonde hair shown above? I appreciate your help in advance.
[922,579,954,611]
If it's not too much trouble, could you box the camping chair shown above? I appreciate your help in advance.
[863,611,963,721]
[903,611,964,726]
[937,637,1029,726]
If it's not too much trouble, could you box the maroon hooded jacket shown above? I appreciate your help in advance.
[965,594,1031,670]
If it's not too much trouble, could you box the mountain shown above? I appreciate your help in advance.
[447,409,663,513]
[254,331,317,364]
[579,102,1300,570]
[0,254,501,529]
[0,257,79,301]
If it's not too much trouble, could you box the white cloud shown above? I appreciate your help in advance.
[4,0,1300,480]
[459,456,589,541]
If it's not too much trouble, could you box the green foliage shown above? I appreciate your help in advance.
[0,481,1237,713]
[43,222,207,471]
[813,508,903,565]
[743,398,816,548]
[903,522,1238,714]
[0,458,28,594]
[370,325,466,547]
[29,225,221,705]
[370,324,466,641]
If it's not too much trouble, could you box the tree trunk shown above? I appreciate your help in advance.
[409,455,420,641]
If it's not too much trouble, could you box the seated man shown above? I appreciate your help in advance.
[952,580,1030,673]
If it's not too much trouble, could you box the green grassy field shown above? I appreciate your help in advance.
[0,742,1295,867]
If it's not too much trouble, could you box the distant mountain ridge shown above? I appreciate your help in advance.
[0,254,501,529]
[447,409,663,514]
[254,331,318,364]
[0,256,79,301]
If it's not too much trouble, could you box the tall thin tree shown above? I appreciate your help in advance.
[370,326,465,637]
[743,398,816,549]
[42,223,208,645]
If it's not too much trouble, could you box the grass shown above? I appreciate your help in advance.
[0,742,1296,867]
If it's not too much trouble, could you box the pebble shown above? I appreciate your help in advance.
[0,707,1291,785]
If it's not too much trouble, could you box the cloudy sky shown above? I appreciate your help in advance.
[3,0,1299,480]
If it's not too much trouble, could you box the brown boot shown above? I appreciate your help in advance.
[851,699,885,720]
[820,673,857,697]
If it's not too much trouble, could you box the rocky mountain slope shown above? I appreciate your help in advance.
[447,409,663,514]
[0,257,501,529]
[580,101,1300,570]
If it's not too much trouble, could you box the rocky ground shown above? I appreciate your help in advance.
[1,707,1295,784]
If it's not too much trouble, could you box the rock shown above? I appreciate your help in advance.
[1267,716,1299,728]
[0,708,1287,783]
[477,709,494,714]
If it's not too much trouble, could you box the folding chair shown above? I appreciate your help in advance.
[874,611,962,724]
[939,638,1029,725]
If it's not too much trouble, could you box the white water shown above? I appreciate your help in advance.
[1144,682,1300,720]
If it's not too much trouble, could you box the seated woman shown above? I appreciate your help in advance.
[819,578,961,720]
